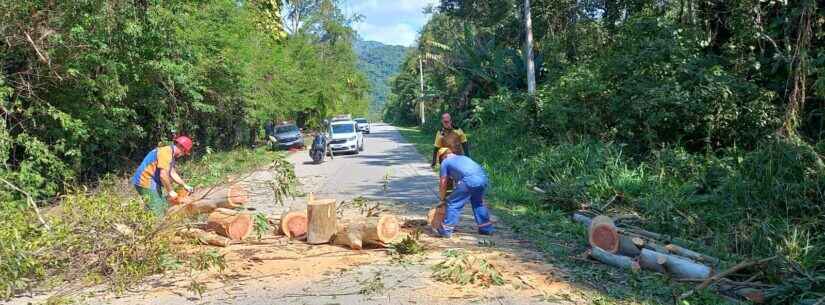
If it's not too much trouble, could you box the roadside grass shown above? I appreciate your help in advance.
[1,147,292,300]
[396,126,728,305]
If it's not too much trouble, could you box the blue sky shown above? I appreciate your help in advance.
[343,0,439,46]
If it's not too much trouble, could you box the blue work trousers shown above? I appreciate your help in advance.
[439,179,494,236]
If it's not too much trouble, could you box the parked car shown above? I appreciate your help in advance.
[271,123,304,149]
[354,118,370,134]
[327,119,364,154]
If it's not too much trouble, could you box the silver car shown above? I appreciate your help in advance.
[272,123,304,149]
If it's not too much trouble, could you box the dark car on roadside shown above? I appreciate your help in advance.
[271,123,304,149]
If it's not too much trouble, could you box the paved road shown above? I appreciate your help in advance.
[11,124,582,305]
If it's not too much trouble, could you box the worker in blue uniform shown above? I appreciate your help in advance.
[436,148,494,237]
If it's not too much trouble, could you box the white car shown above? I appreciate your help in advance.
[354,118,370,134]
[328,120,364,154]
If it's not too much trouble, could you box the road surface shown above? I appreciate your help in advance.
[12,124,587,305]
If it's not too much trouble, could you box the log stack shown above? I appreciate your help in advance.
[574,212,718,280]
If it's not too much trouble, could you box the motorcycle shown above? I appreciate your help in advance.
[309,133,332,164]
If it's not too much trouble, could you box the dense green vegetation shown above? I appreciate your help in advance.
[353,39,410,119]
[0,0,354,298]
[388,1,825,303]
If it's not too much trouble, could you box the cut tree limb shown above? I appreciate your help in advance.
[666,244,720,265]
[639,249,712,279]
[206,208,252,240]
[679,256,778,300]
[167,184,249,218]
[307,196,337,244]
[588,246,640,272]
[589,215,619,253]
[179,228,231,247]
[279,209,308,238]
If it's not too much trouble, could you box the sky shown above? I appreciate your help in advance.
[343,0,439,47]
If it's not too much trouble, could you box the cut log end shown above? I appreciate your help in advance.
[207,210,253,240]
[280,210,308,238]
[377,215,400,243]
[227,184,249,207]
[589,216,619,253]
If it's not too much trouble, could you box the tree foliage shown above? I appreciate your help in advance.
[387,1,825,302]
[0,0,368,200]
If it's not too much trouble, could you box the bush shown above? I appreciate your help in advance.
[0,191,174,299]
[536,17,780,152]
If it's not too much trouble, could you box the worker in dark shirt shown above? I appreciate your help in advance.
[436,148,493,237]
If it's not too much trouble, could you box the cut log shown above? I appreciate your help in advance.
[639,249,712,279]
[589,215,619,253]
[333,215,401,250]
[638,248,669,273]
[572,212,592,227]
[333,222,364,250]
[279,209,308,238]
[643,240,669,254]
[428,204,446,231]
[618,234,642,256]
[179,228,230,247]
[206,208,252,240]
[589,246,640,272]
[307,197,337,244]
[167,184,249,218]
[665,244,720,265]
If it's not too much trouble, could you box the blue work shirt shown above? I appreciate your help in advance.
[439,156,488,188]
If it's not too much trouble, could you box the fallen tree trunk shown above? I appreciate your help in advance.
[589,246,640,272]
[179,228,231,247]
[307,197,337,244]
[167,184,249,218]
[333,215,401,250]
[206,208,252,240]
[589,215,619,253]
[279,209,308,238]
[639,249,712,279]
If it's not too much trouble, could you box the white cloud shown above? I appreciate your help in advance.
[345,0,439,46]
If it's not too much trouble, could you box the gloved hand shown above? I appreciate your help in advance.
[183,184,194,193]
[168,190,179,199]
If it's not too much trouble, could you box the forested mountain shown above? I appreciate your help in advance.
[353,38,409,118]
[387,1,825,303]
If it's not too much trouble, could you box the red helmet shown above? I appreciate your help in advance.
[174,136,193,155]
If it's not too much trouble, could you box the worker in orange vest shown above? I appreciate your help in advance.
[431,113,469,167]
[132,136,194,216]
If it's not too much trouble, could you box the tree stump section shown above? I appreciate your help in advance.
[279,209,308,238]
[333,215,401,250]
[427,204,446,231]
[589,215,619,253]
[206,208,253,240]
[307,197,337,244]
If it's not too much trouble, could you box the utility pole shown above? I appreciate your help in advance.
[419,55,426,126]
[524,0,537,97]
